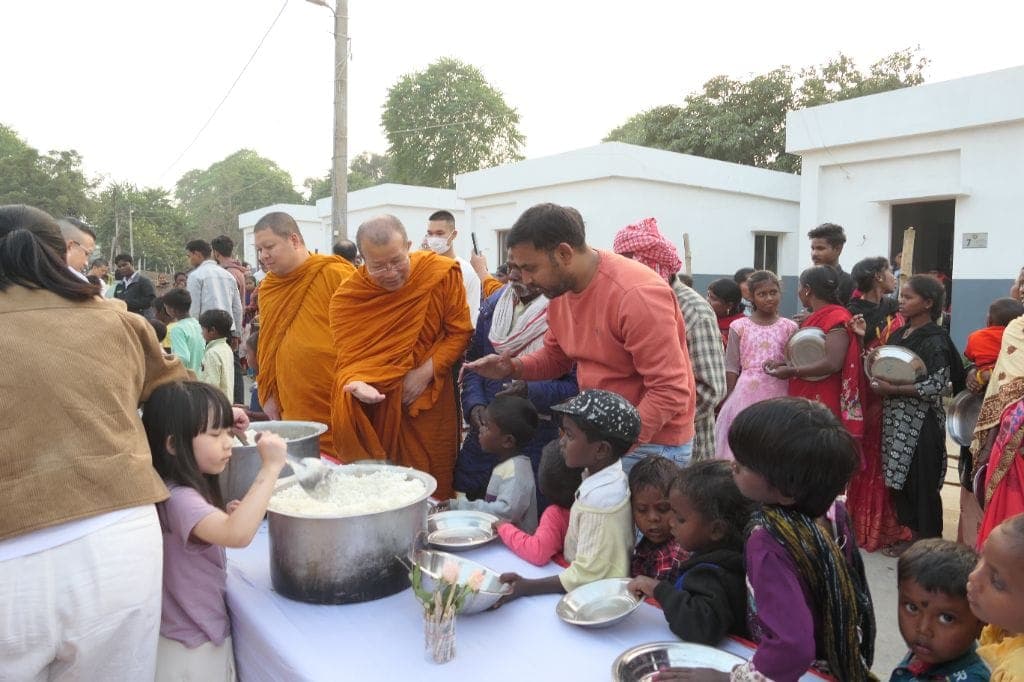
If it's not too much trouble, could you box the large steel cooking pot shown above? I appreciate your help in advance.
[267,463,437,604]
[219,421,327,503]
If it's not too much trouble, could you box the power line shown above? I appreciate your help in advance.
[159,0,290,180]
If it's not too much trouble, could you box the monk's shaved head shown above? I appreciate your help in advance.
[356,215,407,253]
[254,211,305,244]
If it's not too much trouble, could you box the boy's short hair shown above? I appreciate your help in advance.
[671,460,756,548]
[537,440,583,509]
[162,287,191,315]
[198,309,233,338]
[806,222,847,248]
[186,239,212,259]
[897,538,978,598]
[628,455,677,496]
[729,397,859,517]
[551,389,641,458]
[486,395,538,448]
[989,297,1024,327]
[733,267,755,285]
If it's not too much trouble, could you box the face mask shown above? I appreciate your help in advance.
[425,235,451,255]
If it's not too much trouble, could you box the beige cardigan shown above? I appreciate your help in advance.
[0,286,188,540]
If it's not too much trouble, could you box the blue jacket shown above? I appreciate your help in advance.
[454,286,578,496]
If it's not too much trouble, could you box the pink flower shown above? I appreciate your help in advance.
[441,560,460,585]
[467,570,485,592]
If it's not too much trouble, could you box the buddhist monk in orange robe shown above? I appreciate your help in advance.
[254,211,355,457]
[330,215,473,498]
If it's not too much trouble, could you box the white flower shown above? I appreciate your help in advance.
[467,570,485,592]
[441,560,460,585]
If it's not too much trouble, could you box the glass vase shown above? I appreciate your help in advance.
[424,611,456,664]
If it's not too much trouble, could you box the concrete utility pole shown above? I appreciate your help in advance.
[307,0,348,239]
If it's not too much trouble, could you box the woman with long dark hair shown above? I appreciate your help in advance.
[847,257,912,553]
[869,274,965,552]
[765,265,863,438]
[0,205,189,678]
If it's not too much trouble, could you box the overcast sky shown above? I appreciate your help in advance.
[4,0,1021,194]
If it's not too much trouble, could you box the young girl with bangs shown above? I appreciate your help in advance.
[143,381,286,682]
[703,398,875,681]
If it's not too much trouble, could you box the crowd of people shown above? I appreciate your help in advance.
[4,199,1024,681]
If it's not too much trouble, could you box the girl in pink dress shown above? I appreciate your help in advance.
[715,271,797,460]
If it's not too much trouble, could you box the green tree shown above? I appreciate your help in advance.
[0,124,95,217]
[605,48,929,172]
[91,183,192,272]
[381,58,524,188]
[175,149,303,240]
[303,151,394,203]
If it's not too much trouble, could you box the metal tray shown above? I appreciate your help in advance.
[785,326,829,381]
[555,578,641,629]
[864,345,927,385]
[426,510,499,551]
[612,641,745,680]
[411,549,511,614]
[947,389,984,447]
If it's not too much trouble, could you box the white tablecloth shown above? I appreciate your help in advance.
[226,524,821,681]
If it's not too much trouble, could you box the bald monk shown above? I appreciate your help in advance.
[330,215,473,498]
[254,212,355,457]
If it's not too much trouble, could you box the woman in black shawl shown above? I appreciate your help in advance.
[868,274,965,548]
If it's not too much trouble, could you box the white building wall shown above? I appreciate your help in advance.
[465,177,800,279]
[788,65,1024,345]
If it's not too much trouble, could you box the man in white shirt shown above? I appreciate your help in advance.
[58,217,95,279]
[185,239,244,334]
[424,210,481,327]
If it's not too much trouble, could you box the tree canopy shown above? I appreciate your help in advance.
[91,183,192,272]
[605,48,928,172]
[0,124,94,218]
[174,149,303,240]
[381,58,524,188]
[304,151,394,203]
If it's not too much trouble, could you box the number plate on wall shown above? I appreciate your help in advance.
[962,233,988,249]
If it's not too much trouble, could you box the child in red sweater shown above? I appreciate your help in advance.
[965,298,1024,388]
[496,441,582,566]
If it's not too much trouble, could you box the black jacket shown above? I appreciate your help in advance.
[652,545,747,645]
[114,275,156,316]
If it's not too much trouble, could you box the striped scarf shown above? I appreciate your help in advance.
[755,505,876,681]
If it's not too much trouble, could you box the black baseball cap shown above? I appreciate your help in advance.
[551,389,641,444]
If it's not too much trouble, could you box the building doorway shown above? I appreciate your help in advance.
[890,199,956,320]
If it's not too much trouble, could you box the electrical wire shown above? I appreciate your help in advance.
[159,0,290,180]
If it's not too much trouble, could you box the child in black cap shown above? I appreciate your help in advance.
[497,389,639,601]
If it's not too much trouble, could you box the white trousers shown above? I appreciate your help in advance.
[156,636,236,682]
[0,506,163,681]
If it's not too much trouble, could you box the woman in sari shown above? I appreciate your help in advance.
[847,257,911,552]
[971,315,1024,548]
[765,265,863,439]
[869,275,965,551]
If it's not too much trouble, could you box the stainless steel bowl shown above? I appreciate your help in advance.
[785,327,829,382]
[611,642,744,680]
[220,420,327,503]
[268,464,437,604]
[412,549,511,614]
[947,389,984,447]
[556,577,641,628]
[426,510,499,551]
[864,345,927,385]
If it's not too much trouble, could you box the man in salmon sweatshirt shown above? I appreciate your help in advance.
[465,203,696,470]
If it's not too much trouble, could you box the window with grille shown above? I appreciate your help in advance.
[496,229,510,265]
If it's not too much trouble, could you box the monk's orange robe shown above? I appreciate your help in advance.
[329,251,473,498]
[257,254,355,457]
[481,275,504,298]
